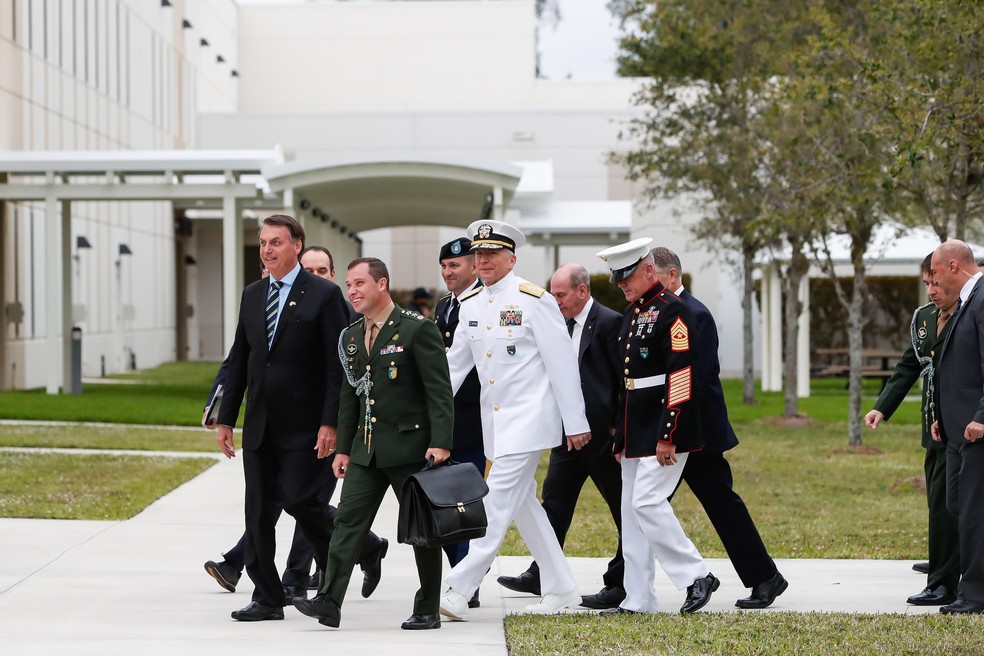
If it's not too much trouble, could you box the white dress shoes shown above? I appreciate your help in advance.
[524,589,580,614]
[439,588,470,621]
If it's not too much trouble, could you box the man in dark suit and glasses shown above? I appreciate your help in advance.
[496,263,626,609]
[216,214,350,622]
[650,246,786,609]
[931,239,984,615]
[434,238,486,607]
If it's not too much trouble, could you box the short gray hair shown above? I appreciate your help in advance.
[650,246,682,274]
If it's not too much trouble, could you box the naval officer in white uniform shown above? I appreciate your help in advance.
[439,220,592,619]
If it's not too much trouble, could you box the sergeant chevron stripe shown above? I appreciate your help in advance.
[667,367,692,407]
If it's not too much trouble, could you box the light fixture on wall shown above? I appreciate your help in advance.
[184,255,197,266]
[216,54,225,63]
[299,199,311,210]
[200,38,209,47]
[182,19,192,29]
[231,69,239,78]
[119,243,133,256]
[161,0,172,6]
[76,236,92,250]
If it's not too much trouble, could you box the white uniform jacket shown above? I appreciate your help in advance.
[447,271,590,459]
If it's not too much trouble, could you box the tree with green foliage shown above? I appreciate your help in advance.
[886,0,984,242]
[611,0,806,407]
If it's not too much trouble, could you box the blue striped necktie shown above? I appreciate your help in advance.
[266,280,282,348]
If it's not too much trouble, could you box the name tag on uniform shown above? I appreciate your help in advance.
[379,345,404,356]
[468,320,479,327]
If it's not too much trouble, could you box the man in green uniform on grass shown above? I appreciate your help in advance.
[864,253,960,607]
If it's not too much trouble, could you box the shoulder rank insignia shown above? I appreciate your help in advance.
[459,286,483,303]
[401,309,424,320]
[519,281,545,298]
[667,366,692,407]
[670,317,690,352]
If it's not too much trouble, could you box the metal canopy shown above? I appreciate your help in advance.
[0,148,624,394]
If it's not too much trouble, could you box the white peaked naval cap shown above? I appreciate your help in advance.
[596,237,654,283]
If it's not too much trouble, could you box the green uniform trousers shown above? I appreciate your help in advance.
[322,459,443,614]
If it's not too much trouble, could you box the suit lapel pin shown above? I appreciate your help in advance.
[289,301,297,307]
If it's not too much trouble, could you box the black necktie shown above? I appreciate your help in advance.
[566,317,576,338]
[447,296,458,323]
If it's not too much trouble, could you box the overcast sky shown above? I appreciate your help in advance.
[536,0,622,80]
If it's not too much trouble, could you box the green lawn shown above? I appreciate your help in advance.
[505,612,984,656]
[0,451,215,520]
[0,361,223,426]
[0,424,218,452]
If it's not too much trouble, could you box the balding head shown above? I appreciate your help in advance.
[932,239,977,296]
[550,263,591,319]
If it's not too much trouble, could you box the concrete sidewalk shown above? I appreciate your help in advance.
[0,453,940,656]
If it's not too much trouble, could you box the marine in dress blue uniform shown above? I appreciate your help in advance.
[596,237,717,615]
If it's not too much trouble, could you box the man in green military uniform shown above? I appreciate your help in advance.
[294,257,453,630]
[865,253,960,606]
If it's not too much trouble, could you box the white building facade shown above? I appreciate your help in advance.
[1,0,749,391]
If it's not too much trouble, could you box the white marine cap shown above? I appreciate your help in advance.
[466,219,526,251]
[596,237,654,283]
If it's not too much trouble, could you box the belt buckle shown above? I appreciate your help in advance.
[625,378,635,391]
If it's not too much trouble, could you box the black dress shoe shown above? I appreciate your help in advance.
[468,595,481,609]
[681,573,720,614]
[360,538,388,598]
[308,571,322,590]
[599,606,638,616]
[231,601,284,621]
[401,613,441,630]
[205,560,241,593]
[940,598,984,615]
[496,571,541,596]
[580,586,627,610]
[912,561,930,574]
[735,572,788,609]
[908,585,956,606]
[283,584,306,602]
[293,593,341,627]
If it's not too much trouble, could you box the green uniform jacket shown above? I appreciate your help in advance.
[873,302,951,449]
[337,305,454,468]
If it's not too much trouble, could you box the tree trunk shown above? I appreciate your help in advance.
[847,268,865,446]
[782,246,809,417]
[742,246,756,405]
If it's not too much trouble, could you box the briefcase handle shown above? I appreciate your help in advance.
[422,455,459,471]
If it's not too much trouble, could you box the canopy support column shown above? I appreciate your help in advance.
[221,192,243,355]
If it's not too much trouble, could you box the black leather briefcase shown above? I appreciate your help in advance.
[397,458,489,548]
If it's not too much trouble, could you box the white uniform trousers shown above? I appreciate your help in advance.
[445,450,576,596]
[620,453,708,613]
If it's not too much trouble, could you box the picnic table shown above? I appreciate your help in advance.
[813,348,901,390]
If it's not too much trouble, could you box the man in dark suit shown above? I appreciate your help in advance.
[865,254,960,606]
[434,237,485,608]
[216,215,349,622]
[650,247,786,609]
[294,257,453,630]
[204,246,387,599]
[931,239,984,615]
[496,263,625,609]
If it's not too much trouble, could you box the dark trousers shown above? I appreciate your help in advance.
[946,440,984,602]
[243,442,334,607]
[925,446,960,590]
[526,441,624,590]
[678,450,777,589]
[224,513,313,587]
[323,460,443,615]
[442,448,487,568]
